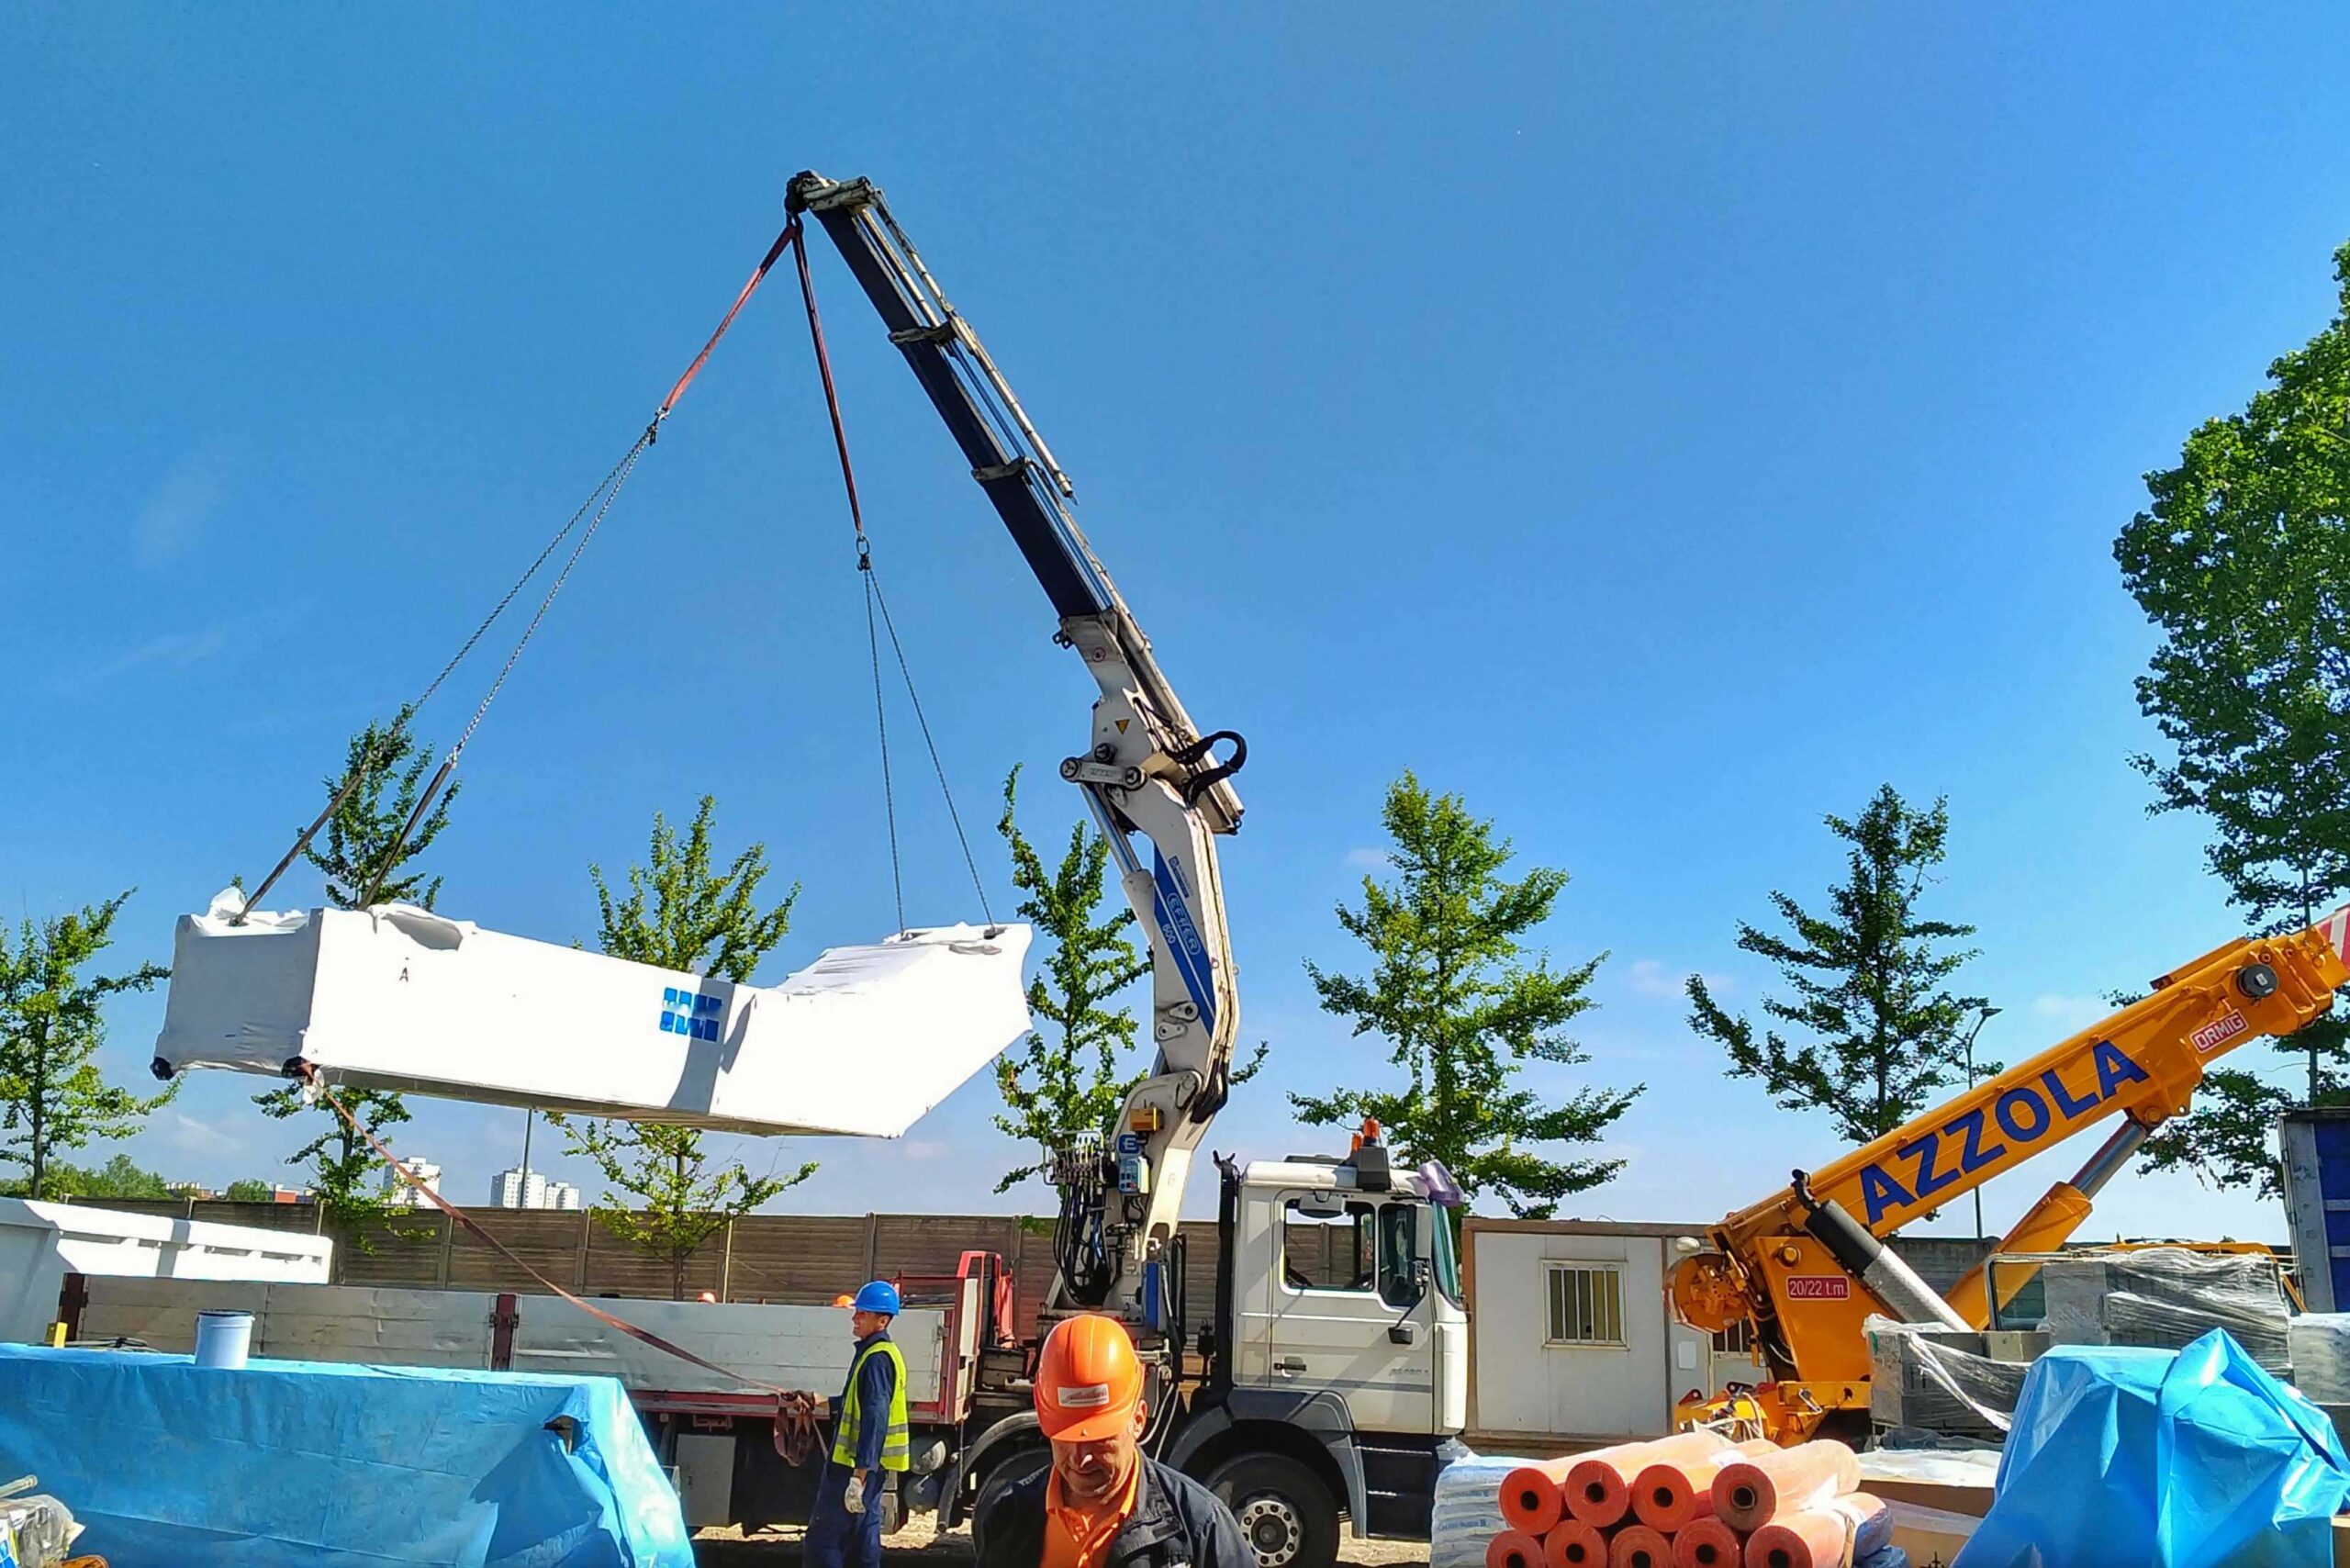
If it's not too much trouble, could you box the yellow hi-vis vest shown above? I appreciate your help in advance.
[833,1338,912,1472]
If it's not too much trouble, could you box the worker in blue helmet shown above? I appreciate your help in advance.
[805,1279,909,1568]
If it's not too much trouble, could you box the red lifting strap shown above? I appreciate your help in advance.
[655,218,802,425]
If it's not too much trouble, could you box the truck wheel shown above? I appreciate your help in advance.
[1203,1453,1338,1568]
[973,1445,1050,1527]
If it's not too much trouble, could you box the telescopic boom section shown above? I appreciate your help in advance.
[1670,907,2350,1434]
[786,172,1245,1313]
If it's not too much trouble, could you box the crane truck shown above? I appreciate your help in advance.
[63,174,1468,1568]
[1668,905,2350,1443]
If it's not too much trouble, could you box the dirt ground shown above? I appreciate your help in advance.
[691,1514,1430,1567]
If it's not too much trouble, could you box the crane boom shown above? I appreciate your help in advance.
[786,173,1245,1315]
[1671,906,2350,1440]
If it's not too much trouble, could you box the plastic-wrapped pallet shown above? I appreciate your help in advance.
[1866,1317,2026,1437]
[1429,1446,1515,1568]
[2031,1248,2293,1375]
[2290,1314,2350,1406]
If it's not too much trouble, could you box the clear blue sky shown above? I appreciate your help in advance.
[6,6,2349,1242]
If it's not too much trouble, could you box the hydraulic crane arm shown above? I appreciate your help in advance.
[1671,906,2350,1438]
[787,173,1244,1314]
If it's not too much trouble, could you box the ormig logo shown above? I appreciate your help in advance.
[2191,1010,2249,1054]
[1785,1276,1850,1300]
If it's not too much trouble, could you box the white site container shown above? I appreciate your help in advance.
[0,1197,332,1346]
[152,890,1033,1136]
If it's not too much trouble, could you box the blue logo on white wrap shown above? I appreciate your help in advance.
[1152,848,1215,1032]
[659,987,725,1043]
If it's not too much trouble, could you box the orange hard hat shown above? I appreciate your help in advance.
[833,1294,856,1308]
[1034,1314,1144,1441]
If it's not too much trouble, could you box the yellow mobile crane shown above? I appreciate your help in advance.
[1668,907,2350,1442]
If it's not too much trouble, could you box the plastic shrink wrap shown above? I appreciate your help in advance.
[153,889,1031,1136]
[1430,1449,1516,1568]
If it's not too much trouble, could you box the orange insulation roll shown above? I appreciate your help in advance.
[1708,1443,1861,1534]
[1488,1530,1548,1568]
[1631,1439,1777,1532]
[1499,1460,1576,1535]
[1563,1430,1734,1527]
[1608,1524,1673,1568]
[1673,1518,1744,1568]
[1742,1492,1890,1566]
[1742,1506,1849,1568]
[1543,1519,1609,1568]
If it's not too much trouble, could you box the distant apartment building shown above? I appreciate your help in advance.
[385,1157,442,1209]
[493,1168,547,1210]
[491,1169,583,1211]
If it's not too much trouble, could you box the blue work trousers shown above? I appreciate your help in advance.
[805,1461,883,1568]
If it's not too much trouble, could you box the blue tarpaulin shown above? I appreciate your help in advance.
[1954,1329,2350,1568]
[0,1345,695,1567]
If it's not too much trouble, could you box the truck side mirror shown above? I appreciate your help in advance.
[1388,1321,1417,1346]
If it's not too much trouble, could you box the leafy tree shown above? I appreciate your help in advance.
[1291,771,1637,1219]
[990,767,1150,1193]
[0,890,175,1198]
[75,1152,172,1200]
[990,767,1265,1193]
[254,710,454,1238]
[1687,785,1988,1147]
[307,707,462,909]
[224,1178,278,1203]
[2114,240,2350,1189]
[554,796,811,1298]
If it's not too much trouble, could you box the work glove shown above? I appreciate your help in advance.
[844,1473,866,1515]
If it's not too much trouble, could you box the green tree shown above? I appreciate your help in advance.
[2114,239,2350,1190]
[1291,771,1637,1218]
[990,767,1265,1193]
[75,1152,173,1200]
[0,890,175,1198]
[1685,785,1988,1147]
[254,710,455,1238]
[224,1178,278,1203]
[990,767,1150,1192]
[554,796,811,1298]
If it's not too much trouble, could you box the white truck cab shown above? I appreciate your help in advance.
[1157,1137,1469,1568]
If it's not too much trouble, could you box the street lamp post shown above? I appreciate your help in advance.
[1964,1004,2002,1242]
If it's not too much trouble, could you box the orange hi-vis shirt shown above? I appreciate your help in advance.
[1040,1460,1142,1568]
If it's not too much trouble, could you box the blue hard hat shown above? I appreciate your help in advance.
[853,1280,901,1316]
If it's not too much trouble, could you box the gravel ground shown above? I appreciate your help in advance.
[691,1516,1429,1567]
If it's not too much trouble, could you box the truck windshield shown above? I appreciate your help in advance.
[1432,1210,1463,1306]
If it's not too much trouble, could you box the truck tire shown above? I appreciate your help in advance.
[972,1444,1051,1527]
[1203,1453,1339,1568]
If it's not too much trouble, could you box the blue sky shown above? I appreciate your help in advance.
[6,6,2350,1243]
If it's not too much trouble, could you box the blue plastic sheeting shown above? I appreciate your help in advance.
[0,1345,695,1567]
[1954,1329,2350,1568]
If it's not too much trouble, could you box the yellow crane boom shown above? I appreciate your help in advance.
[1669,907,2350,1441]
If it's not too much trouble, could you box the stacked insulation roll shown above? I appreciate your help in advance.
[1483,1437,1901,1568]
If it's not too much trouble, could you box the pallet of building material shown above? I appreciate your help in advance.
[2290,1314,2350,1406]
[1865,1319,2027,1439]
[151,888,1032,1136]
[2031,1249,2293,1376]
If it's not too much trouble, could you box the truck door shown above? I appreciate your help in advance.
[1244,1190,1436,1433]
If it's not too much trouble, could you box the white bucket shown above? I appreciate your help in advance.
[193,1308,254,1370]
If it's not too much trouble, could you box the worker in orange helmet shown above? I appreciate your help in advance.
[973,1314,1248,1568]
